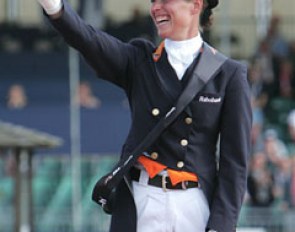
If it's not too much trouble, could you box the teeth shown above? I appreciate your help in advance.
[158,21,167,25]
[156,16,168,23]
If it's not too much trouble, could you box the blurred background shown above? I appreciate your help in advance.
[0,0,295,232]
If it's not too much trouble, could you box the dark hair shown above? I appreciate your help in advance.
[200,0,219,28]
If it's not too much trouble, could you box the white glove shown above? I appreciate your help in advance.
[37,0,63,15]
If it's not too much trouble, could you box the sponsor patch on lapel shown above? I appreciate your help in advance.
[199,96,221,103]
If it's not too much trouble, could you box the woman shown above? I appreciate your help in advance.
[37,0,252,231]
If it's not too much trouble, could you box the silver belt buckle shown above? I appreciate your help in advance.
[161,174,168,192]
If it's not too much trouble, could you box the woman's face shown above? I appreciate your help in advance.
[150,0,202,41]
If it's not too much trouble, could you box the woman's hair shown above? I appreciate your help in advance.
[200,0,219,28]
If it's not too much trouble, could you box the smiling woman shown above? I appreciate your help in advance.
[36,0,252,231]
[149,0,219,40]
[149,0,204,40]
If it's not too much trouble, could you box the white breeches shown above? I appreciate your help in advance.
[132,169,210,232]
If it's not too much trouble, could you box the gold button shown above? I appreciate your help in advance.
[177,161,184,168]
[150,152,159,160]
[180,139,188,146]
[152,108,160,116]
[185,117,193,125]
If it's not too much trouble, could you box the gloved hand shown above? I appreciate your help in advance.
[37,0,63,15]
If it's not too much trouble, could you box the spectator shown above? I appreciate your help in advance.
[252,39,277,100]
[76,81,101,109]
[274,157,292,210]
[265,15,289,99]
[278,59,294,98]
[266,15,289,59]
[247,152,276,207]
[6,84,28,109]
[262,129,289,172]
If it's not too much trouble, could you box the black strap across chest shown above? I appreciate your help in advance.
[92,42,228,203]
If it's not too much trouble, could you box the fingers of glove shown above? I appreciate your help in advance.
[37,0,63,15]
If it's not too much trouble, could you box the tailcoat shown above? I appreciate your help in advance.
[48,1,252,231]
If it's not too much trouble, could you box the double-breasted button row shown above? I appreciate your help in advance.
[150,107,189,170]
[152,109,193,126]
[150,152,185,169]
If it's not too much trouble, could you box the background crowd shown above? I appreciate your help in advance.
[246,15,295,211]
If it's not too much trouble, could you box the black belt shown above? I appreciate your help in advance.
[130,167,199,190]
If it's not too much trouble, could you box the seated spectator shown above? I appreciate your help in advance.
[259,129,290,205]
[247,152,276,207]
[76,81,101,109]
[263,129,289,163]
[274,157,292,210]
[6,84,28,109]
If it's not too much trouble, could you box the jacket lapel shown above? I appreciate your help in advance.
[192,42,227,84]
[152,41,227,116]
[184,43,227,115]
[155,50,182,101]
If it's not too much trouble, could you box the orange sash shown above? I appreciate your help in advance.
[138,155,198,186]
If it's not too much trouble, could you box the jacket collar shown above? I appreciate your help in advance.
[153,41,165,62]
